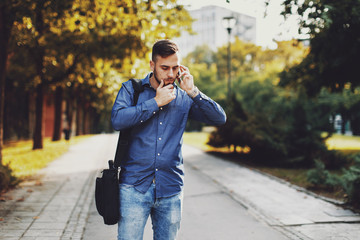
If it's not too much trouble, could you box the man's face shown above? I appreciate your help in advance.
[150,52,180,86]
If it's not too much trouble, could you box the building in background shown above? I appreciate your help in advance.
[175,5,257,56]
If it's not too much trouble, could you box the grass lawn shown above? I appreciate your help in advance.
[326,134,360,154]
[183,132,360,201]
[3,135,92,179]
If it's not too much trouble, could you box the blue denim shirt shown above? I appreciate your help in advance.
[111,73,226,198]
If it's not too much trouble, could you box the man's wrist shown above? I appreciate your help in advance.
[188,86,199,98]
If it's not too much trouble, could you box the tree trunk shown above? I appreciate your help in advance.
[32,1,46,150]
[82,103,88,134]
[33,84,44,149]
[0,5,11,165]
[76,96,82,136]
[65,93,74,140]
[341,115,347,135]
[52,86,63,141]
[351,117,360,136]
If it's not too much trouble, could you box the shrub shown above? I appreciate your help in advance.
[0,164,17,193]
[340,155,360,207]
[307,160,340,188]
[320,150,351,169]
[307,155,360,209]
[209,80,333,167]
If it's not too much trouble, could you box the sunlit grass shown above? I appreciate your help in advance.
[184,131,360,153]
[183,131,215,151]
[3,135,92,178]
[183,131,250,153]
[326,134,360,153]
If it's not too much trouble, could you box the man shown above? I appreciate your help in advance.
[111,39,226,240]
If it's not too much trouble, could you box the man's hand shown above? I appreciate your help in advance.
[154,80,176,107]
[178,65,195,94]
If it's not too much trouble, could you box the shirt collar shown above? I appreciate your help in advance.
[142,73,152,87]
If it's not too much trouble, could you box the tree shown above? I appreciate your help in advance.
[182,45,222,98]
[214,38,263,82]
[0,0,35,165]
[214,38,308,87]
[0,3,9,166]
[208,93,249,152]
[209,79,332,167]
[349,92,360,135]
[8,0,192,149]
[279,0,360,94]
[207,37,332,166]
[318,87,360,136]
[6,0,80,149]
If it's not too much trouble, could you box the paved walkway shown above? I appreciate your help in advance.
[1,134,360,240]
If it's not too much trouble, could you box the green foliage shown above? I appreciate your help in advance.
[350,99,360,136]
[182,45,225,101]
[340,155,360,207]
[0,164,17,192]
[280,0,360,94]
[317,87,360,136]
[202,38,329,167]
[8,0,193,89]
[183,39,308,104]
[307,160,340,187]
[307,155,360,208]
[208,93,249,150]
[213,38,308,85]
[321,150,352,170]
[3,0,193,141]
[209,78,334,167]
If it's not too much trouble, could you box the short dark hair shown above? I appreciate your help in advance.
[152,39,179,62]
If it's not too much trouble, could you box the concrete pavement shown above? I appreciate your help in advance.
[182,145,360,240]
[84,146,287,240]
[0,134,115,240]
[1,134,360,240]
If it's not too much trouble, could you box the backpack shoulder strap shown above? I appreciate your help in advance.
[113,79,144,168]
[130,78,144,105]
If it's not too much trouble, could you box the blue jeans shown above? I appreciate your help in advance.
[117,183,183,240]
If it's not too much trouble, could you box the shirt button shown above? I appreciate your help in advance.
[199,98,203,100]
[157,153,160,156]
[153,111,156,114]
[140,120,143,123]
[160,122,163,125]
[158,137,162,141]
[160,107,163,110]
[156,169,158,171]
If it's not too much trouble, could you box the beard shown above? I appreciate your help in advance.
[153,68,162,84]
[153,68,175,86]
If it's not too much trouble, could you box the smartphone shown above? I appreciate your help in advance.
[177,69,182,83]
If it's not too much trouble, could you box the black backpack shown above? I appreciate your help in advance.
[95,79,144,225]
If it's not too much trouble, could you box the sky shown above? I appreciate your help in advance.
[178,0,301,49]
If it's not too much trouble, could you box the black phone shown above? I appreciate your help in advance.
[177,69,182,83]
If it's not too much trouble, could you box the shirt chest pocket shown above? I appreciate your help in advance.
[166,103,188,127]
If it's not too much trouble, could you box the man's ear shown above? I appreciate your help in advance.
[150,60,155,71]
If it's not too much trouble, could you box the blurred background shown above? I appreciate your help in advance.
[1,0,360,210]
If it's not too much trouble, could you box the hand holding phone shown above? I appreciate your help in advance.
[177,65,196,95]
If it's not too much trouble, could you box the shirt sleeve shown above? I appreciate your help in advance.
[111,82,159,131]
[188,91,227,125]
